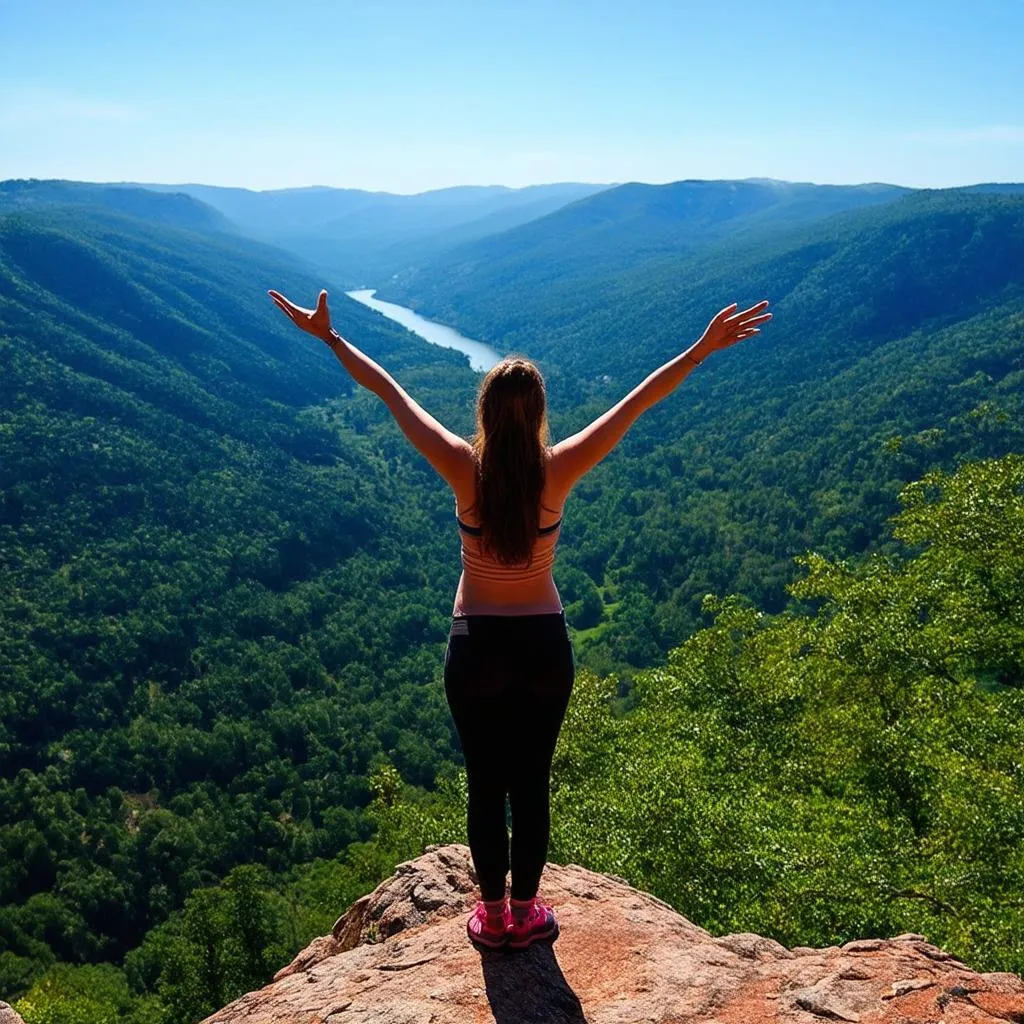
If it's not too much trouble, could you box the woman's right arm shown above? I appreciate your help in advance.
[549,301,771,495]
[268,288,474,492]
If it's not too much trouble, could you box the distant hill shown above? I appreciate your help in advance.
[383,185,1024,386]
[132,180,610,285]
[0,178,234,235]
[384,178,911,298]
[958,182,1024,195]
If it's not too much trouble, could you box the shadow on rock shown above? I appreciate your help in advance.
[479,943,589,1023]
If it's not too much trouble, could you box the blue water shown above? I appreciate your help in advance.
[346,289,501,372]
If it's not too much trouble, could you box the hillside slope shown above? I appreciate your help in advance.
[0,179,234,235]
[387,177,909,299]
[0,203,481,990]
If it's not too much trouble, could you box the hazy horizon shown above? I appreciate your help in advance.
[6,174,1022,199]
[2,0,1021,193]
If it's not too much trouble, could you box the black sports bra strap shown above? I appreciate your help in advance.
[456,515,483,536]
[455,512,562,536]
[455,494,563,537]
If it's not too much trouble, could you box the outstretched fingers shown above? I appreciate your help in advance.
[268,290,310,318]
[725,301,770,323]
[737,312,773,328]
[726,301,771,341]
[740,299,771,316]
[271,301,301,327]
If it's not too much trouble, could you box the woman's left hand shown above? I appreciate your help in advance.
[268,288,333,342]
[694,300,772,359]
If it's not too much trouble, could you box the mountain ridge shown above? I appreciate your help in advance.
[0,179,235,235]
[383,177,914,302]
[371,187,1024,667]
[129,179,611,285]
[0,201,479,998]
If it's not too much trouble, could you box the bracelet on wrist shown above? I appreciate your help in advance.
[685,350,703,366]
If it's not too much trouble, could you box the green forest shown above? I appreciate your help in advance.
[1,180,1022,1023]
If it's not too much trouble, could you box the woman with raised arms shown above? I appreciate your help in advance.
[269,287,771,950]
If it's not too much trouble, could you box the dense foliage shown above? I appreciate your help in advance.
[32,449,1015,1023]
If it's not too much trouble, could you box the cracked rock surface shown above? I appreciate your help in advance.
[202,843,1024,1024]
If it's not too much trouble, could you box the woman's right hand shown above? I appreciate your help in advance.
[268,288,334,343]
[693,300,772,360]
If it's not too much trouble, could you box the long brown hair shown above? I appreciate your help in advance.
[471,356,550,565]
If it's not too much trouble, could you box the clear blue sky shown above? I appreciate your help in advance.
[2,0,1021,192]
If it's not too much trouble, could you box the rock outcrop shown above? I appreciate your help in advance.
[0,1003,25,1024]
[203,843,1024,1023]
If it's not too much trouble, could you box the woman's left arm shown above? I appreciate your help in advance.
[269,288,474,489]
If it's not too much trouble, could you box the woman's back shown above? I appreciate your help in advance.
[452,483,565,615]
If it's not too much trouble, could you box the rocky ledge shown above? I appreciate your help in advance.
[201,843,1024,1024]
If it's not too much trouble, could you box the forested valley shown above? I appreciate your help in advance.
[1,177,1022,1023]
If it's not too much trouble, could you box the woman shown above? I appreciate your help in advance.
[268,287,771,951]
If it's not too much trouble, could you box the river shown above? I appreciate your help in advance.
[346,289,501,372]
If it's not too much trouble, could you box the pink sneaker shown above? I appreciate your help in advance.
[506,897,559,950]
[466,899,511,949]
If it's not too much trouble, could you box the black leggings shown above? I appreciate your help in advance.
[443,612,575,901]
